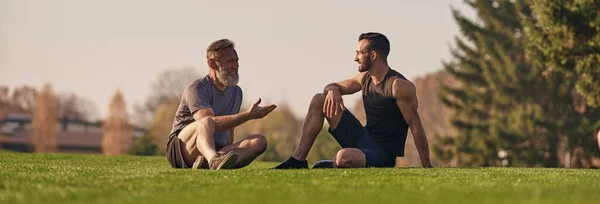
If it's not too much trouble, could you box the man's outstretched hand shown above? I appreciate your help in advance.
[246,98,277,119]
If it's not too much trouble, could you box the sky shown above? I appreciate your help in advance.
[0,0,476,120]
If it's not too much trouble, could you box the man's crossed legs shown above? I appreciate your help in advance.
[166,117,267,170]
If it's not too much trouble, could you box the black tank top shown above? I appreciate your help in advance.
[361,68,409,157]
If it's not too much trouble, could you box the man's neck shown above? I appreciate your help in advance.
[368,62,390,85]
[209,71,227,91]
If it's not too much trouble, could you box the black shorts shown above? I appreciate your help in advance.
[166,129,225,169]
[328,110,396,167]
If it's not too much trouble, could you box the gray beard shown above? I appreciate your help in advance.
[217,69,239,86]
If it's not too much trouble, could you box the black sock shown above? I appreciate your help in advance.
[272,156,308,169]
[288,157,305,164]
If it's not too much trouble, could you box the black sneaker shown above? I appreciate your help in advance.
[209,151,238,170]
[272,156,309,169]
[312,160,334,169]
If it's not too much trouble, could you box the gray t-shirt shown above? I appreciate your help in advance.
[168,74,243,147]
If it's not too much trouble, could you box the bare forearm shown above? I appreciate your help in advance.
[411,122,432,167]
[211,112,250,132]
[323,83,340,94]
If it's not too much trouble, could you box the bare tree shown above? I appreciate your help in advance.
[12,85,37,114]
[133,67,201,127]
[31,83,58,153]
[0,89,6,143]
[0,85,97,121]
[57,93,99,121]
[0,86,9,113]
[101,89,133,155]
[0,85,38,115]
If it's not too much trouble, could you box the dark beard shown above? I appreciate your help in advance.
[358,56,372,72]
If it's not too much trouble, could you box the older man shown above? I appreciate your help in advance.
[166,39,276,170]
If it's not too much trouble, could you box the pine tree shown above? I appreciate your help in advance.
[102,90,133,155]
[523,0,600,107]
[522,0,600,167]
[434,0,524,166]
[434,0,600,167]
[31,83,58,153]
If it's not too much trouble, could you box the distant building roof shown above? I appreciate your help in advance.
[0,114,147,153]
[0,114,147,134]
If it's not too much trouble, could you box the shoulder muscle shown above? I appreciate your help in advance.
[392,78,416,101]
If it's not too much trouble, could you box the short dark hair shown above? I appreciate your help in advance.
[358,32,390,60]
[206,39,235,59]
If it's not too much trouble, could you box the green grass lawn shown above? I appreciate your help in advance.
[1,152,599,204]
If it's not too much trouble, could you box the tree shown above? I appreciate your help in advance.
[523,0,600,107]
[434,0,600,168]
[101,89,133,155]
[0,85,97,121]
[0,87,6,143]
[148,100,179,155]
[57,93,99,121]
[128,132,158,156]
[0,85,38,115]
[413,71,457,139]
[133,67,200,127]
[0,86,8,119]
[11,85,37,114]
[232,99,310,162]
[31,83,58,153]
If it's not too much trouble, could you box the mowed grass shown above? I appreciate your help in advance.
[1,152,599,204]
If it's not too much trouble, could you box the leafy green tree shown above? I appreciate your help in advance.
[523,0,600,107]
[434,0,600,168]
[128,133,158,156]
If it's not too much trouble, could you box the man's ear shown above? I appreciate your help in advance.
[370,50,378,61]
[207,58,217,70]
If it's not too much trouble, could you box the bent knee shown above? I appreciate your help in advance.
[334,149,364,168]
[178,117,214,142]
[310,93,326,110]
[248,134,268,153]
[197,117,214,127]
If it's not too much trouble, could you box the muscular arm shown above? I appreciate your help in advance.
[193,109,250,133]
[322,73,366,117]
[323,72,366,95]
[392,79,432,168]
